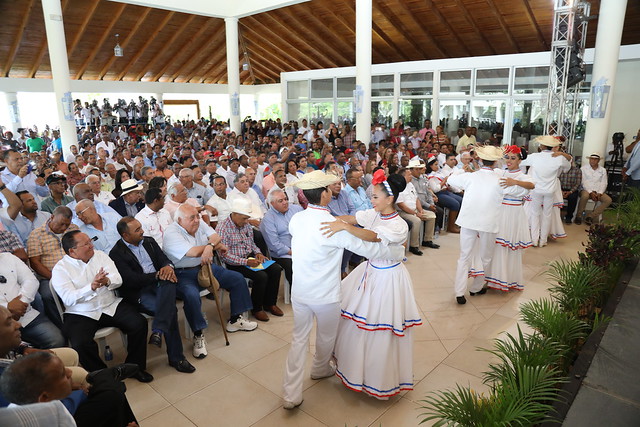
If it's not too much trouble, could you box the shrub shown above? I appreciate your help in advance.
[546,259,606,318]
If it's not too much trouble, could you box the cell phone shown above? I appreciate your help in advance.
[27,161,36,174]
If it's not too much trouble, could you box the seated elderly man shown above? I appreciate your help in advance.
[228,173,265,220]
[179,167,211,205]
[0,252,64,349]
[85,174,115,205]
[10,190,51,245]
[40,174,74,214]
[67,183,119,221]
[110,217,195,373]
[260,188,303,289]
[108,179,144,217]
[74,199,122,253]
[163,204,256,358]
[50,230,151,381]
[244,167,266,204]
[206,174,232,226]
[270,169,299,205]
[576,152,612,225]
[217,199,283,322]
[135,188,173,247]
[343,168,372,212]
[164,183,211,224]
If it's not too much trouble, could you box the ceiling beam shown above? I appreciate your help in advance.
[240,25,304,72]
[97,7,152,79]
[243,15,327,70]
[115,11,175,80]
[452,0,496,56]
[134,14,197,81]
[153,18,218,81]
[167,20,224,82]
[180,28,227,83]
[485,0,521,53]
[290,4,355,61]
[522,0,549,51]
[27,0,70,78]
[373,1,436,60]
[423,0,473,57]
[67,0,101,58]
[2,0,35,77]
[191,47,228,83]
[74,3,127,79]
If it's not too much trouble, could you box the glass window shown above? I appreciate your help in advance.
[471,100,507,142]
[311,79,334,98]
[287,81,308,100]
[475,68,509,95]
[371,100,393,127]
[310,102,333,124]
[439,100,470,135]
[580,63,593,93]
[400,72,433,96]
[512,99,545,146]
[398,99,432,129]
[337,77,356,98]
[336,101,355,124]
[514,67,550,94]
[440,70,471,95]
[288,103,310,123]
[372,75,394,97]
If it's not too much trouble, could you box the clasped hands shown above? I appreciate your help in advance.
[91,268,110,291]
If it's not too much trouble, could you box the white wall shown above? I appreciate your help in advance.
[607,59,640,151]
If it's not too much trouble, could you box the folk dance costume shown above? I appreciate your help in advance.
[333,209,421,399]
[485,168,534,291]
[523,179,567,241]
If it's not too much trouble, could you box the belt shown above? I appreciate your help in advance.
[175,266,200,271]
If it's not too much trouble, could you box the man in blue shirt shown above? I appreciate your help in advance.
[343,169,372,212]
[74,200,121,253]
[327,177,358,276]
[624,136,640,189]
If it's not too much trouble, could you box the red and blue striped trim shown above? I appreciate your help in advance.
[341,310,422,336]
[495,237,533,250]
[335,368,413,398]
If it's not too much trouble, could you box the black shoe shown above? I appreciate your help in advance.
[456,296,467,305]
[422,241,440,249]
[470,288,487,296]
[133,370,154,383]
[169,359,196,374]
[148,332,162,348]
[409,247,423,256]
[574,217,582,225]
[585,217,593,226]
[565,217,572,224]
[86,363,139,385]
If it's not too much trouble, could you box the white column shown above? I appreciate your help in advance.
[154,93,163,106]
[355,0,372,144]
[4,92,22,134]
[41,0,77,161]
[581,0,628,162]
[225,17,241,135]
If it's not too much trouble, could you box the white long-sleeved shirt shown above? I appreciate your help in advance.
[580,165,607,194]
[520,151,570,194]
[0,253,40,326]
[135,206,173,247]
[448,168,504,233]
[289,204,404,305]
[51,250,123,320]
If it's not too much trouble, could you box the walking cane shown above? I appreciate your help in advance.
[198,263,230,346]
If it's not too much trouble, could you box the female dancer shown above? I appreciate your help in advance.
[320,172,422,399]
[486,146,535,291]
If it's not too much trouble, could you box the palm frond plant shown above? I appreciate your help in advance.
[615,187,640,229]
[546,259,606,319]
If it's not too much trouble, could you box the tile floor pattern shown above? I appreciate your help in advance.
[104,227,588,426]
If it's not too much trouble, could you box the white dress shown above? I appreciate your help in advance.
[486,169,534,291]
[333,209,422,399]
[523,178,567,241]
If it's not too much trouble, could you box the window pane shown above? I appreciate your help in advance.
[400,72,433,96]
[475,68,509,95]
[512,99,545,146]
[439,100,470,135]
[337,77,356,98]
[471,100,506,142]
[288,103,310,123]
[371,100,393,127]
[398,99,432,129]
[287,81,308,100]
[440,70,471,95]
[514,67,549,94]
[311,79,334,98]
[372,75,394,97]
[310,102,333,124]
[580,64,593,93]
[336,101,355,125]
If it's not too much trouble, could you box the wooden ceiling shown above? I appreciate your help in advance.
[1,0,639,85]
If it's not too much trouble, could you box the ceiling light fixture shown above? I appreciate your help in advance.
[114,34,123,57]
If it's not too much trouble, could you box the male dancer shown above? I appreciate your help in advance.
[282,170,404,409]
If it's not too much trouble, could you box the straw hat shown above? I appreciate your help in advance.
[534,135,562,148]
[587,152,602,160]
[120,179,143,196]
[407,158,426,169]
[474,145,504,161]
[292,170,339,190]
[230,198,253,217]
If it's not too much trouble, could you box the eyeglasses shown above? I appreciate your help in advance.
[77,206,91,216]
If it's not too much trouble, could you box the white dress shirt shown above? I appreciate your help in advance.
[0,253,40,326]
[580,165,607,194]
[448,168,504,233]
[94,190,116,206]
[206,193,232,222]
[135,206,173,246]
[51,250,123,320]
[228,187,265,219]
[520,151,570,194]
[397,182,419,209]
[162,220,215,268]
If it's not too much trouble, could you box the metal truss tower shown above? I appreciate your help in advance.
[544,0,591,152]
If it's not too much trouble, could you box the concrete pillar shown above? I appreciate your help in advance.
[4,92,21,134]
[581,0,628,162]
[41,0,77,160]
[355,0,372,144]
[225,17,241,135]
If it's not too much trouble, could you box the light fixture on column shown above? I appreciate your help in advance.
[242,54,250,71]
[114,34,123,57]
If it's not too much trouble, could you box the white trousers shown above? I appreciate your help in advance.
[529,190,554,246]
[283,300,341,403]
[454,227,498,297]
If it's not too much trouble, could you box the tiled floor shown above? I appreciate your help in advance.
[108,226,588,426]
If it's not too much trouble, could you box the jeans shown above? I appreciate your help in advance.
[435,190,463,211]
[21,311,65,349]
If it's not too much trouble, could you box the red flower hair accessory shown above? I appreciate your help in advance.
[503,145,521,156]
[371,169,387,185]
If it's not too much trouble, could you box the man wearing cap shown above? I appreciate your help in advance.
[40,174,74,214]
[109,179,145,217]
[448,145,505,304]
[519,136,571,247]
[575,152,611,226]
[282,170,405,410]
